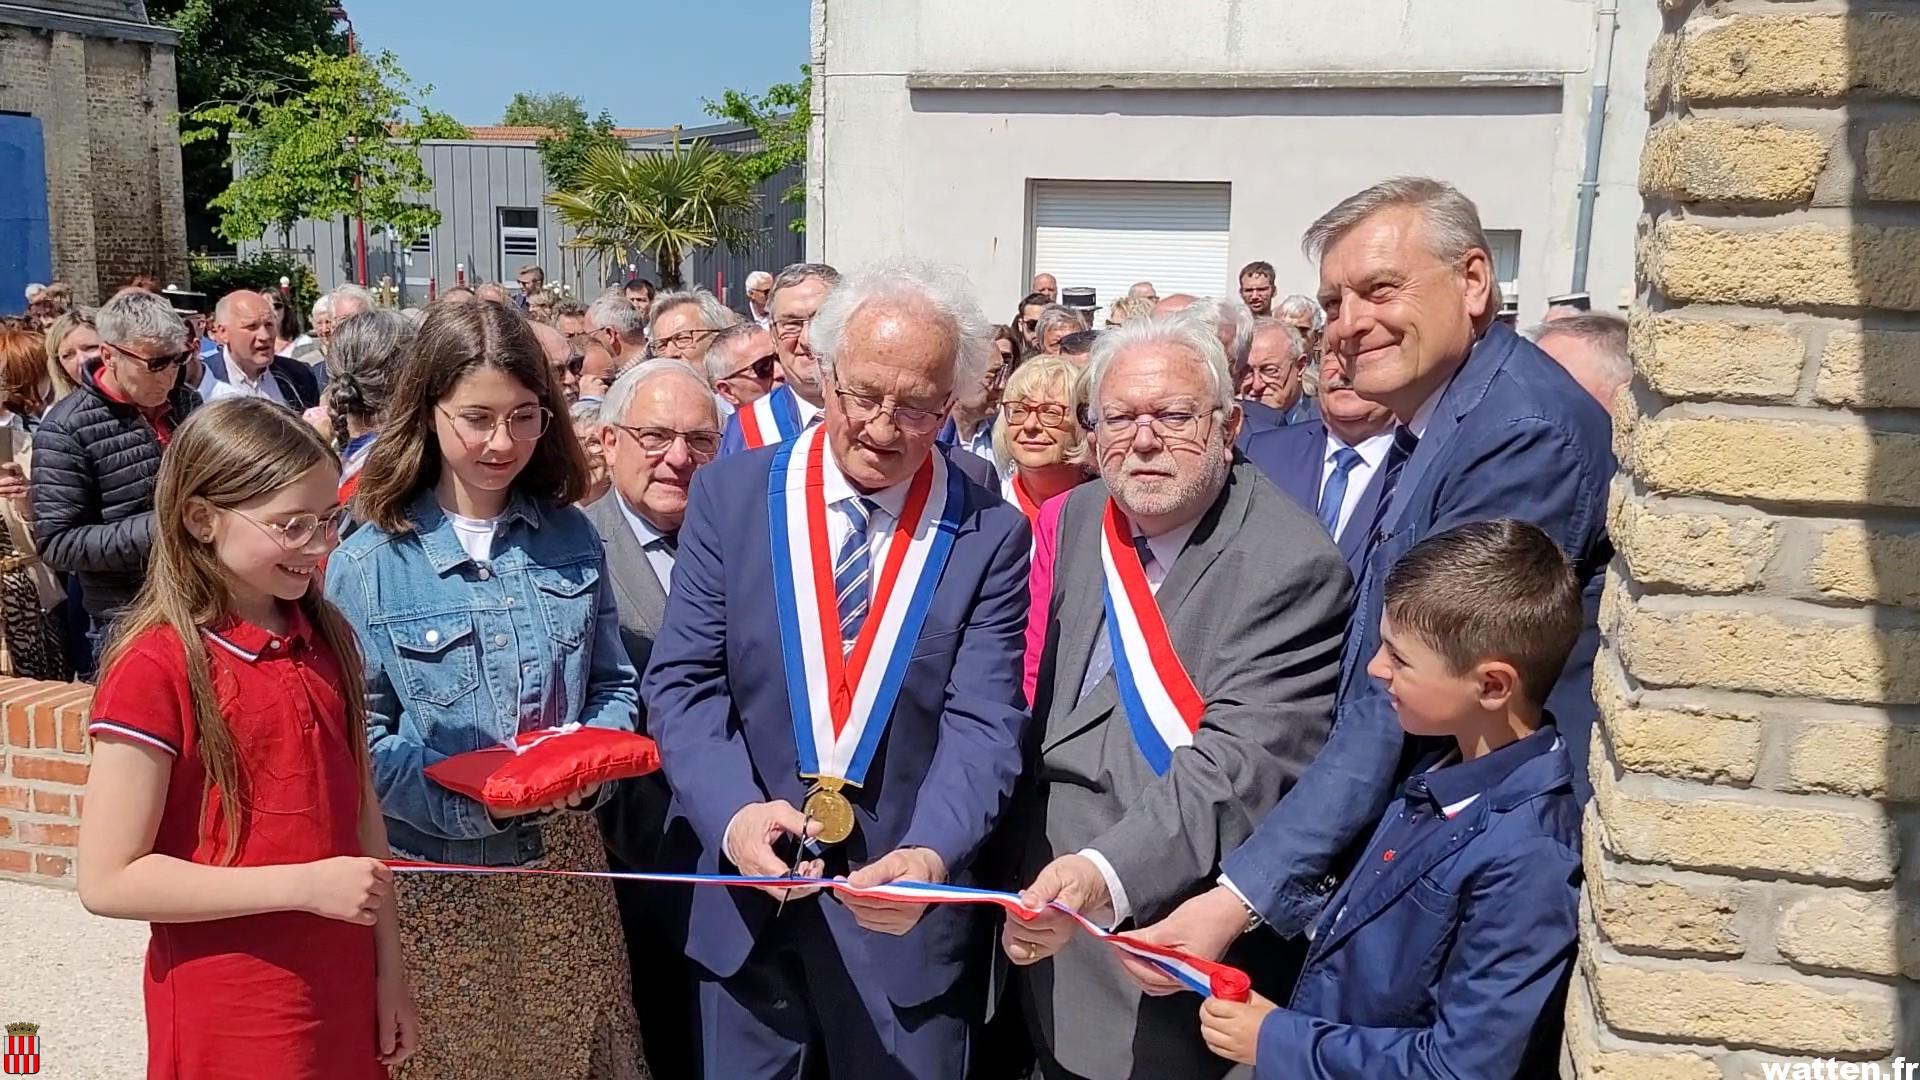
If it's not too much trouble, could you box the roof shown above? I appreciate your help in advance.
[459,125,670,143]
[0,0,179,44]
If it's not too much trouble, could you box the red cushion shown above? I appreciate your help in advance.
[424,725,661,813]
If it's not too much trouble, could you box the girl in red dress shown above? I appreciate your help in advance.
[76,397,419,1080]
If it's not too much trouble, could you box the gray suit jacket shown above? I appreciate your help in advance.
[1017,459,1352,1080]
[582,492,674,869]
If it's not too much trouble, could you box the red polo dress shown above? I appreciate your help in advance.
[88,609,384,1080]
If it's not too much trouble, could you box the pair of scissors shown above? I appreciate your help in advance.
[775,816,825,917]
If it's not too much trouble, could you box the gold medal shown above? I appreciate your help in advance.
[802,783,856,845]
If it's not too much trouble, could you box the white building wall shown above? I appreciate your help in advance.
[810,0,1651,323]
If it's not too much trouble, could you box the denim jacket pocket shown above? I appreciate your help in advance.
[529,562,601,648]
[386,614,481,707]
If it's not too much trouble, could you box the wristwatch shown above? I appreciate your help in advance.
[1238,895,1264,934]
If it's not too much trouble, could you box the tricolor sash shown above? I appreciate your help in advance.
[739,386,801,450]
[1098,499,1204,775]
[769,424,963,790]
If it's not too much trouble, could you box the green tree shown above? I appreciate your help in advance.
[535,109,624,191]
[705,65,811,232]
[188,49,469,248]
[152,0,346,248]
[547,141,760,289]
[502,91,589,129]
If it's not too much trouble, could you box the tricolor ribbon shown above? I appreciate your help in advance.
[385,860,1249,1000]
[739,387,801,450]
[1098,499,1205,776]
[769,424,962,787]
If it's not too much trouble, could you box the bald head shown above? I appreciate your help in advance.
[1152,294,1197,318]
[530,320,578,401]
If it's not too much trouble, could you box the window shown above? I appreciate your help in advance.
[498,208,540,285]
[1486,230,1521,312]
[409,233,432,257]
[1029,181,1231,325]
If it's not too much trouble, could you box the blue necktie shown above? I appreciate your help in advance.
[834,497,876,651]
[1318,447,1365,538]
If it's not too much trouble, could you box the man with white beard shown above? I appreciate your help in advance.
[1003,315,1352,1079]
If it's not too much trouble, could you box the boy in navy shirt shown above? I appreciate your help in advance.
[1200,519,1584,1079]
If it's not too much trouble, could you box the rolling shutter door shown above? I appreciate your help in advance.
[1030,181,1232,322]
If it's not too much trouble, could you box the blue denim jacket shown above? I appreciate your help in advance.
[327,490,640,866]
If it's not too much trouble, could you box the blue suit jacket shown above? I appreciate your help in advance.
[718,383,801,456]
[1242,421,1388,580]
[641,444,1033,1007]
[1235,398,1285,451]
[1256,737,1580,1079]
[1222,322,1613,935]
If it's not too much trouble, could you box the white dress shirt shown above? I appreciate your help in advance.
[209,348,286,406]
[793,391,822,429]
[1320,429,1396,541]
[616,492,678,595]
[1080,514,1203,928]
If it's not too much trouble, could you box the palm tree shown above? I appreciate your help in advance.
[546,139,760,289]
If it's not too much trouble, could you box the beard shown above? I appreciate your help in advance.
[1102,435,1231,520]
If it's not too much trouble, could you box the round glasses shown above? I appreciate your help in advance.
[437,405,552,444]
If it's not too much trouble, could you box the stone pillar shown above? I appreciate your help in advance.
[1569,5,1920,1075]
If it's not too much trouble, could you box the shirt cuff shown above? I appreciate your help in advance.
[1078,847,1131,929]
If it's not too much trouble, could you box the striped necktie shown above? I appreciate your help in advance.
[835,497,877,651]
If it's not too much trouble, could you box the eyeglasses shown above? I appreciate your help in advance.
[436,405,552,443]
[110,342,192,373]
[832,387,951,434]
[652,327,721,354]
[772,315,813,340]
[553,352,586,376]
[234,506,348,549]
[725,353,778,382]
[1003,401,1071,428]
[610,424,722,459]
[1083,405,1219,443]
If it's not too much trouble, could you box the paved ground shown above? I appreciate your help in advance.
[0,879,146,1078]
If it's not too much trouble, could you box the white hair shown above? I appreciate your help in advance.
[745,270,774,291]
[1085,315,1233,416]
[587,294,646,341]
[600,357,718,431]
[1304,176,1503,310]
[1033,304,1086,345]
[1277,294,1326,335]
[1174,295,1256,377]
[97,288,188,351]
[808,259,991,394]
[648,289,739,337]
[311,294,334,320]
[328,283,378,315]
[1250,316,1308,364]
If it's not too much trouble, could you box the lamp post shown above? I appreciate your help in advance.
[326,5,368,287]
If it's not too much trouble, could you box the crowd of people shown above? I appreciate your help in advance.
[7,172,1629,1080]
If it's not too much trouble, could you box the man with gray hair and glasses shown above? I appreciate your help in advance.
[587,292,649,376]
[704,321,780,410]
[32,288,202,663]
[644,259,1023,1078]
[648,288,739,369]
[1122,176,1614,1002]
[1001,315,1351,1079]
[718,262,843,455]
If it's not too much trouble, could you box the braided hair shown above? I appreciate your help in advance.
[324,307,414,453]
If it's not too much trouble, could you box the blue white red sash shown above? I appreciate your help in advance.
[739,386,801,450]
[1098,499,1204,775]
[768,424,963,788]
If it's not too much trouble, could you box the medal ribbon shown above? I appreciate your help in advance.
[770,425,962,785]
[385,859,1250,1000]
[1098,499,1205,776]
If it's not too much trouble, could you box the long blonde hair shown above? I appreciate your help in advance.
[99,398,369,864]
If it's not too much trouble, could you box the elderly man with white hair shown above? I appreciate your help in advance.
[744,269,774,328]
[1155,292,1283,444]
[648,288,739,369]
[704,321,780,409]
[1003,314,1352,1080]
[644,259,1028,1079]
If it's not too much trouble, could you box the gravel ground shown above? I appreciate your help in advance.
[0,879,146,1079]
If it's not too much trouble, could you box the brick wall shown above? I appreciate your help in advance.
[1570,5,1920,1075]
[0,680,91,886]
[0,24,187,303]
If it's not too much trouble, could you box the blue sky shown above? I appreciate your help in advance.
[343,0,812,129]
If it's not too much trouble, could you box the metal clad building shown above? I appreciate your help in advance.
[239,121,804,314]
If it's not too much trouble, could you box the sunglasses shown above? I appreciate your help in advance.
[554,352,586,375]
[726,353,778,382]
[111,343,192,373]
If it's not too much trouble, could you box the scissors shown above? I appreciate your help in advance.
[775,816,826,917]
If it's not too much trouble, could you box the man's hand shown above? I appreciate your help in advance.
[839,847,947,935]
[1199,990,1278,1066]
[1117,885,1250,996]
[1001,853,1114,966]
[724,800,825,902]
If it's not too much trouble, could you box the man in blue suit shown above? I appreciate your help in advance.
[643,259,1032,1079]
[1120,176,1613,976]
[718,262,840,455]
[1242,345,1398,579]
